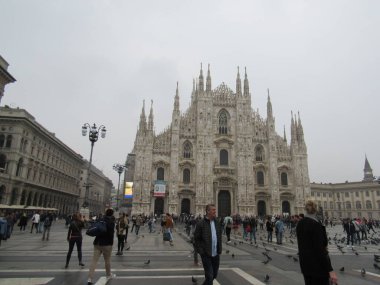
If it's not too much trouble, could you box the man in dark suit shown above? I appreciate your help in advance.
[296,201,338,285]
[194,204,222,285]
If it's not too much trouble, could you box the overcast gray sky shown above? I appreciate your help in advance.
[1,0,379,187]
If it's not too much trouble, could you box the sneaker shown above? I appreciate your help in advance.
[79,263,85,267]
[106,273,116,280]
[64,264,68,269]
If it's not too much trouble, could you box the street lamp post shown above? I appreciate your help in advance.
[113,163,126,211]
[82,123,106,209]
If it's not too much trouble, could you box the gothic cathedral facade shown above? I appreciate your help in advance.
[130,65,310,217]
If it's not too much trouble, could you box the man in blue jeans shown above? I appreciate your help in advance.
[194,204,222,285]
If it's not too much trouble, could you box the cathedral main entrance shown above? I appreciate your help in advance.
[282,201,290,215]
[154,197,164,215]
[257,200,266,217]
[218,190,231,218]
[181,198,190,214]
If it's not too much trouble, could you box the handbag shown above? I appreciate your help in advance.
[86,220,107,237]
[163,231,171,241]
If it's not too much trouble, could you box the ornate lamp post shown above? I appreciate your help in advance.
[81,123,106,209]
[113,163,126,210]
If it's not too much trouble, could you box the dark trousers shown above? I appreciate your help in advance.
[346,233,354,245]
[303,275,329,285]
[200,254,220,285]
[66,238,83,265]
[117,235,125,252]
[225,227,231,241]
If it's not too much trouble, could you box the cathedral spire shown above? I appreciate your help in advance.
[291,111,296,144]
[297,111,304,143]
[283,125,287,142]
[174,82,180,111]
[243,67,249,96]
[139,100,147,131]
[206,64,212,92]
[198,63,204,92]
[267,89,273,119]
[363,155,374,181]
[148,100,154,131]
[236,66,242,95]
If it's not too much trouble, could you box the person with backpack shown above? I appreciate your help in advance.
[87,208,116,285]
[223,214,233,244]
[65,213,85,269]
[42,212,53,241]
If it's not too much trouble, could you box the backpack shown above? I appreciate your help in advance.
[86,220,107,237]
[44,217,52,227]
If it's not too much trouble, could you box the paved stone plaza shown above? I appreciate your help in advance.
[0,220,379,285]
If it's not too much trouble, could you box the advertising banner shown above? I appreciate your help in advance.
[124,182,133,199]
[154,180,166,197]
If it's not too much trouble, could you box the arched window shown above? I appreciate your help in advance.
[346,201,351,209]
[183,141,192,158]
[255,145,264,161]
[366,200,372,209]
[183,169,190,184]
[281,172,288,186]
[16,158,23,177]
[0,153,7,172]
[0,134,5,148]
[157,167,165,181]
[356,201,361,209]
[0,185,5,204]
[5,135,12,148]
[220,149,228,166]
[218,110,228,134]
[257,171,264,186]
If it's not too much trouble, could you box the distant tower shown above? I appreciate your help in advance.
[363,155,374,182]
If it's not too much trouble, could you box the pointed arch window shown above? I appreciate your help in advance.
[157,167,165,181]
[257,171,264,186]
[183,141,192,159]
[219,111,228,134]
[281,172,288,186]
[183,168,190,184]
[255,145,264,161]
[220,149,228,166]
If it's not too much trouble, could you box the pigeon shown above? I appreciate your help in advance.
[226,250,230,254]
[264,274,270,282]
[232,253,235,258]
[374,263,380,270]
[142,235,144,238]
[293,257,298,262]
[255,244,259,249]
[262,259,269,264]
[274,247,277,251]
[364,246,367,250]
[191,276,197,283]
[126,246,131,251]
[234,242,237,246]
[286,255,292,259]
[289,239,294,244]
[361,268,366,277]
[144,260,150,265]
[355,252,359,256]
[339,267,344,272]
[375,254,380,259]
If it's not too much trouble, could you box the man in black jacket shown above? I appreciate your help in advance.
[194,204,222,285]
[87,209,115,285]
[296,201,338,285]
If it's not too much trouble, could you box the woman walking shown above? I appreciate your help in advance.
[65,213,85,268]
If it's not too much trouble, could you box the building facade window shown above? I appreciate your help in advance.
[15,158,23,177]
[366,200,372,209]
[183,169,190,184]
[157,167,165,181]
[356,201,361,209]
[255,145,264,161]
[218,110,228,134]
[366,191,370,197]
[345,192,349,198]
[0,134,5,148]
[280,172,288,186]
[330,202,334,209]
[220,149,228,166]
[5,135,12,148]
[346,201,351,209]
[183,141,192,159]
[257,171,264,186]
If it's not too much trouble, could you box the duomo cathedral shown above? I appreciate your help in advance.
[129,65,310,217]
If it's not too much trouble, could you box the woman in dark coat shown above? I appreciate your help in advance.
[65,213,85,268]
[296,201,338,285]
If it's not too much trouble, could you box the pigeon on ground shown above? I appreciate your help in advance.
[339,267,344,272]
[274,247,277,251]
[234,242,237,246]
[355,252,359,256]
[232,253,235,258]
[262,259,269,264]
[286,255,292,259]
[374,263,380,270]
[191,276,197,283]
[375,254,380,259]
[226,250,230,254]
[364,246,367,250]
[264,274,270,282]
[144,260,150,265]
[126,246,130,250]
[293,257,298,262]
[289,239,294,244]
[255,244,259,249]
[361,268,366,277]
